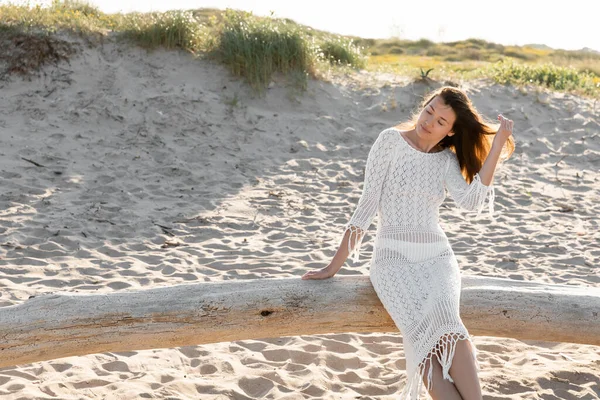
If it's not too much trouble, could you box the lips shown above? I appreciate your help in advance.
[421,124,431,134]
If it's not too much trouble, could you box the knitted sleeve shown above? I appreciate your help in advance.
[444,151,495,216]
[344,128,396,263]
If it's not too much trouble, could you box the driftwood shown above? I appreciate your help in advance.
[0,276,598,368]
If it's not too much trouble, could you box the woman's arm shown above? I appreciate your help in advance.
[302,129,397,280]
[444,152,494,214]
[301,228,358,279]
[479,115,514,186]
[341,129,397,263]
[444,115,513,215]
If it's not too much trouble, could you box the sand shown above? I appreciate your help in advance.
[0,35,599,399]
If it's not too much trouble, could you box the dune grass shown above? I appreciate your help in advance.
[0,0,112,34]
[211,9,316,91]
[208,10,367,91]
[318,35,366,69]
[0,2,598,96]
[117,10,204,50]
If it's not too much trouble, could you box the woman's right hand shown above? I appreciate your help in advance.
[301,264,337,280]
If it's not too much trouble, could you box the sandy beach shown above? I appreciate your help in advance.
[0,35,599,399]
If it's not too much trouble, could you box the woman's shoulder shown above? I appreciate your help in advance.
[443,148,461,170]
[379,126,403,143]
[383,126,402,135]
[444,147,458,158]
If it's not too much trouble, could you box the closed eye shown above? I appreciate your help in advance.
[427,108,445,125]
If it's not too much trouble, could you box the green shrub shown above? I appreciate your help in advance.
[354,37,376,48]
[460,48,483,60]
[0,0,114,34]
[425,47,446,57]
[389,46,405,55]
[213,9,316,90]
[119,10,203,50]
[319,36,366,68]
[49,0,100,18]
[412,38,435,49]
[504,50,535,61]
[487,61,597,93]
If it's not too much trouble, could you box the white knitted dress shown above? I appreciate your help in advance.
[344,127,494,399]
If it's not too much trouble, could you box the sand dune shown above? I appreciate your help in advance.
[0,35,599,399]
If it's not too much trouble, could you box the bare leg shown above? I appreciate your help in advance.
[448,339,482,400]
[422,356,463,400]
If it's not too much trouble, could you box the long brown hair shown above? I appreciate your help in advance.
[396,86,515,183]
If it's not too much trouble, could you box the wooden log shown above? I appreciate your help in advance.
[0,276,598,368]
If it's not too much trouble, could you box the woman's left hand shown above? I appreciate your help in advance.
[495,114,514,143]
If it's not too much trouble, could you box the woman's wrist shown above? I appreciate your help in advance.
[492,136,507,150]
[326,263,341,274]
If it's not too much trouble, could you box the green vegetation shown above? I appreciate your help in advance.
[213,10,316,90]
[318,36,366,68]
[118,10,204,50]
[362,37,600,96]
[206,10,366,90]
[0,2,598,96]
[485,61,597,93]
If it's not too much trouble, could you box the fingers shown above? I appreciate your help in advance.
[301,270,322,280]
[302,269,331,280]
[497,114,514,133]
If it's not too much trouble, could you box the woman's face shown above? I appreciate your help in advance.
[416,95,457,143]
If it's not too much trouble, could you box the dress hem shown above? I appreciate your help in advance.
[399,330,479,399]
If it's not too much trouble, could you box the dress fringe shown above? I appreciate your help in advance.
[344,224,365,263]
[399,332,480,399]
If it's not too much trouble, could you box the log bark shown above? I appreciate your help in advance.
[0,276,598,368]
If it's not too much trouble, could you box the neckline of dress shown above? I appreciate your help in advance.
[392,128,446,155]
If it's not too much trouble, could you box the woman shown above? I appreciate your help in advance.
[301,86,515,400]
